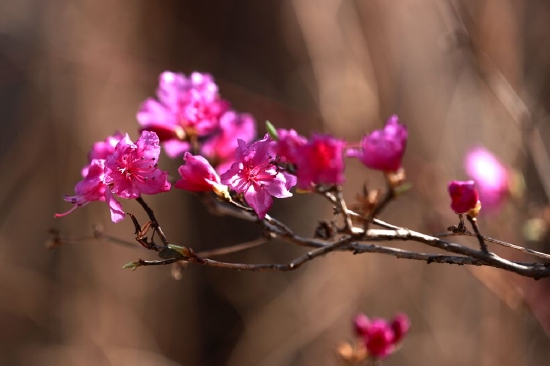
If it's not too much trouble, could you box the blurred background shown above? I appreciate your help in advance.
[1,0,550,365]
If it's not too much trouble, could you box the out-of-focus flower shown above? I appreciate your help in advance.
[448,180,481,215]
[465,146,509,210]
[275,128,307,165]
[353,313,410,360]
[175,152,227,194]
[104,131,171,199]
[137,71,230,157]
[295,134,346,189]
[55,159,125,223]
[201,111,256,174]
[221,135,296,219]
[81,131,124,177]
[348,115,408,172]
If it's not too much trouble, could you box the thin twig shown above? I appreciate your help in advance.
[466,215,489,253]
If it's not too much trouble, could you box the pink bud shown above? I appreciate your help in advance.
[348,115,408,172]
[175,152,223,192]
[448,180,480,214]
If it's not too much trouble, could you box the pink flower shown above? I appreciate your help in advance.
[448,180,480,214]
[465,147,509,210]
[55,159,125,223]
[275,128,307,164]
[201,111,256,174]
[137,71,230,157]
[175,152,225,192]
[221,135,296,219]
[363,319,397,359]
[353,313,410,360]
[104,131,171,199]
[81,132,123,177]
[348,115,408,171]
[295,134,346,189]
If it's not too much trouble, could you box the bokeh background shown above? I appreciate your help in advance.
[1,0,550,365]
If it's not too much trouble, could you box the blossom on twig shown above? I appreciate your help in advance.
[353,312,410,359]
[55,159,125,223]
[175,152,227,195]
[137,71,230,157]
[448,180,481,216]
[105,131,171,199]
[348,115,408,172]
[221,135,296,219]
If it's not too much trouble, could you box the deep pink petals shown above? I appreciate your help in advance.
[244,185,273,219]
[295,134,346,189]
[276,128,307,164]
[201,111,256,172]
[137,71,232,157]
[448,180,480,214]
[55,159,107,218]
[82,132,123,177]
[104,131,171,199]
[175,152,223,192]
[105,189,125,223]
[353,313,410,360]
[349,115,408,171]
[221,135,295,219]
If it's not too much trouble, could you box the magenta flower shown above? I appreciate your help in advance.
[201,111,256,174]
[55,159,125,223]
[275,128,307,164]
[448,180,480,215]
[353,313,410,360]
[348,115,408,171]
[81,131,123,177]
[465,147,509,210]
[221,135,296,219]
[137,71,230,157]
[295,134,346,189]
[175,152,225,192]
[104,131,171,199]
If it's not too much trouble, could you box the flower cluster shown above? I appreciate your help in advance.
[56,69,514,227]
[55,131,171,222]
[353,312,410,359]
[137,71,255,172]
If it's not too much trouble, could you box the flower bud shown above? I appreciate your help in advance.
[448,180,481,216]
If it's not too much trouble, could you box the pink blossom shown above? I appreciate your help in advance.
[175,152,224,192]
[201,111,256,174]
[348,115,408,171]
[465,147,509,210]
[81,132,123,177]
[275,128,307,164]
[137,71,230,157]
[448,180,480,214]
[55,159,125,223]
[295,134,346,189]
[220,135,296,219]
[104,131,171,199]
[353,313,410,360]
[363,319,397,359]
